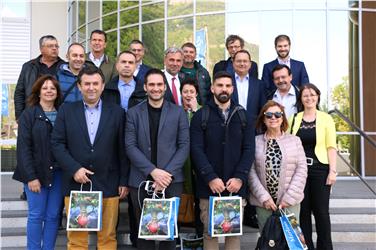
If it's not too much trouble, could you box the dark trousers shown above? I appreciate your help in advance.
[129,182,183,250]
[300,164,333,250]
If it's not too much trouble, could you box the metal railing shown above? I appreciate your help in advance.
[328,108,376,196]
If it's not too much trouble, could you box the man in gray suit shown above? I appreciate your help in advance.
[125,68,190,250]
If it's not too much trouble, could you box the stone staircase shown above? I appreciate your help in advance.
[1,175,375,249]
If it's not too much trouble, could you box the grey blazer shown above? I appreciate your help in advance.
[125,100,190,188]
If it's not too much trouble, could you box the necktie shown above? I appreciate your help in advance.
[171,77,179,105]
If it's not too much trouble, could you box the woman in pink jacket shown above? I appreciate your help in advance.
[248,100,307,231]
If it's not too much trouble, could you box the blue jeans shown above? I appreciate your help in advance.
[24,170,63,250]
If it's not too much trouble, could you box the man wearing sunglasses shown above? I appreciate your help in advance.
[269,64,300,119]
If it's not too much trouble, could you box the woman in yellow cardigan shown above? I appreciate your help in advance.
[289,83,337,250]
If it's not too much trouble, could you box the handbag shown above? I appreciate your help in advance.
[208,195,243,237]
[66,180,103,231]
[255,211,288,250]
[178,193,195,224]
[138,189,180,240]
[279,209,308,250]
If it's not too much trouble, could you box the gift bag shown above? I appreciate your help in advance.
[180,233,204,250]
[279,209,308,250]
[66,181,103,231]
[208,195,242,237]
[138,190,180,240]
[255,211,288,250]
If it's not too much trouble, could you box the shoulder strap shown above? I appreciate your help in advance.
[236,106,248,129]
[290,113,298,133]
[201,105,210,130]
[62,80,78,102]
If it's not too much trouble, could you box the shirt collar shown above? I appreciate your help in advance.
[274,84,295,97]
[118,78,136,87]
[89,52,105,63]
[83,99,102,110]
[235,72,249,81]
[164,70,178,81]
[277,57,290,65]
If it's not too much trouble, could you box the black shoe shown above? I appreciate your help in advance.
[20,191,27,201]
[243,215,259,228]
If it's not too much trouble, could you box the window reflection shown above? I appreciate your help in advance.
[196,0,224,13]
[78,0,86,26]
[120,8,139,27]
[168,0,193,17]
[142,2,164,21]
[120,27,140,51]
[102,1,117,15]
[167,18,193,47]
[103,13,117,32]
[106,31,118,59]
[142,22,164,69]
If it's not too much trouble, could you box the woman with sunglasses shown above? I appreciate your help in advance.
[13,75,63,250]
[289,83,337,250]
[248,100,307,232]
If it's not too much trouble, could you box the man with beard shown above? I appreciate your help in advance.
[190,71,255,250]
[125,68,189,250]
[56,43,86,103]
[180,42,211,105]
[269,64,299,119]
[213,35,258,79]
[262,34,309,96]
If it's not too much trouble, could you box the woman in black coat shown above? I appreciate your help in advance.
[13,74,63,250]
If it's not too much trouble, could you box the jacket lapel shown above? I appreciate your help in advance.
[231,76,239,105]
[158,101,168,137]
[93,102,109,145]
[140,102,151,146]
[76,102,91,145]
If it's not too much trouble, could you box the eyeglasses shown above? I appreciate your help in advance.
[302,94,318,99]
[228,45,241,50]
[44,44,59,49]
[264,111,284,119]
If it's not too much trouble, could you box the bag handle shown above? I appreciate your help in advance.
[80,180,92,192]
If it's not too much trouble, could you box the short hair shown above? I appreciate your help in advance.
[274,34,291,47]
[225,35,244,48]
[39,35,57,49]
[129,39,145,47]
[164,47,184,57]
[90,29,107,42]
[67,42,85,55]
[144,68,167,85]
[297,83,321,111]
[213,71,233,84]
[77,66,105,85]
[272,64,292,79]
[255,100,289,134]
[181,42,196,52]
[233,49,251,61]
[116,50,136,62]
[27,74,62,108]
[180,78,199,95]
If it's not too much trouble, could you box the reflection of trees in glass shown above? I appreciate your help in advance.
[78,26,86,43]
[142,3,164,21]
[103,14,117,31]
[103,1,117,15]
[120,8,139,27]
[244,42,259,65]
[196,0,225,13]
[143,22,164,69]
[120,27,139,51]
[331,76,351,150]
[196,14,225,74]
[168,0,193,17]
[78,0,86,26]
[167,18,193,47]
[120,1,138,9]
[106,31,118,59]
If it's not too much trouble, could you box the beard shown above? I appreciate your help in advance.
[214,92,231,103]
[277,50,289,59]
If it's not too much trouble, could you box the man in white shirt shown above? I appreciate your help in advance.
[270,64,299,119]
[163,47,184,106]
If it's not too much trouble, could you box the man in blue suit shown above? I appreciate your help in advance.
[129,39,151,85]
[125,68,190,250]
[51,66,128,249]
[232,50,267,123]
[262,34,309,96]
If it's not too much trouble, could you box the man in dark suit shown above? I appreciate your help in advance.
[129,39,151,85]
[163,47,185,106]
[262,34,309,96]
[51,66,128,249]
[213,35,258,79]
[125,68,190,250]
[232,50,267,123]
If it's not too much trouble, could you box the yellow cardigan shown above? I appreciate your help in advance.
[289,110,337,164]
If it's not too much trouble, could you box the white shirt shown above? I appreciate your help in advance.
[235,73,249,110]
[164,70,182,106]
[278,57,291,68]
[89,52,104,68]
[272,85,297,119]
[134,61,142,77]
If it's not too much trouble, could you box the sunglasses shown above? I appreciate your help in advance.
[264,111,284,119]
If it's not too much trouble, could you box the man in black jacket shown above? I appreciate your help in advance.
[14,35,64,120]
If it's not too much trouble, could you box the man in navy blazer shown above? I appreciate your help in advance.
[125,68,189,249]
[129,39,151,85]
[51,66,128,249]
[232,50,267,123]
[262,34,309,96]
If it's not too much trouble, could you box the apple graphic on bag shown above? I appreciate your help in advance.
[77,214,89,227]
[147,221,159,234]
[221,220,232,233]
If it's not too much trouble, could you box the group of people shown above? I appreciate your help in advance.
[13,30,337,250]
